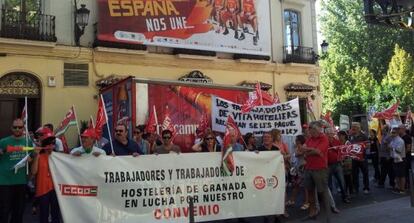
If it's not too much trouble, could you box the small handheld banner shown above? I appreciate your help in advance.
[7,146,34,153]
[328,142,367,161]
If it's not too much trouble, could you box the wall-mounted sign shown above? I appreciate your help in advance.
[97,0,271,56]
[178,70,213,84]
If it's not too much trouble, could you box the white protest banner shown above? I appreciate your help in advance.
[339,114,350,131]
[211,96,301,136]
[49,152,285,223]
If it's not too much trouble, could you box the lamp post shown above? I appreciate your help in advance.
[321,40,329,55]
[74,2,90,46]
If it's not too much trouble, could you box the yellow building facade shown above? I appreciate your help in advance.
[0,0,321,145]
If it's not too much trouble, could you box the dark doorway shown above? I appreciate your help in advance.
[0,72,41,138]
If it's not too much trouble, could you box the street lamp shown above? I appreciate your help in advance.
[321,40,329,55]
[74,3,90,46]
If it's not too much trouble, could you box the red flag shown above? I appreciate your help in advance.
[161,105,176,136]
[261,90,275,105]
[88,116,95,130]
[223,115,242,148]
[58,135,70,154]
[241,82,263,113]
[329,142,367,161]
[373,101,400,120]
[55,106,77,137]
[145,106,158,134]
[273,92,281,104]
[197,113,210,137]
[95,96,107,139]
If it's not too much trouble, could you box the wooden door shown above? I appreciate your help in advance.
[0,98,18,138]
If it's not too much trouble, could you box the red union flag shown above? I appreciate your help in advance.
[161,105,176,136]
[58,135,70,154]
[373,101,400,120]
[95,96,107,139]
[262,90,276,105]
[145,105,158,134]
[55,106,77,137]
[241,83,263,113]
[273,92,281,104]
[329,142,367,161]
[197,113,210,137]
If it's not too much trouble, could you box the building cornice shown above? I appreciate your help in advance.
[0,42,320,74]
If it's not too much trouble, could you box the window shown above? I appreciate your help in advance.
[63,63,89,86]
[284,10,301,53]
[5,0,41,12]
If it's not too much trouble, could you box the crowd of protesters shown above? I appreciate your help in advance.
[0,117,412,223]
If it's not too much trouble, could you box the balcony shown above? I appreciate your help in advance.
[283,46,317,64]
[1,9,56,42]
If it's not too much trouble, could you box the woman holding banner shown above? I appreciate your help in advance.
[192,132,221,152]
[243,132,257,151]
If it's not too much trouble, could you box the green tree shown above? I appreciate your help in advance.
[380,45,414,109]
[319,0,414,120]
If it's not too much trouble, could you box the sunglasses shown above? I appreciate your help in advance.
[205,137,214,140]
[13,126,24,129]
[163,136,171,139]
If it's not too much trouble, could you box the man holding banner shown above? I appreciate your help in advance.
[302,121,331,222]
[71,129,106,157]
[103,123,143,156]
[0,119,32,223]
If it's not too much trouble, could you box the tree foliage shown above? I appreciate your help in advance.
[320,0,414,122]
[380,45,414,109]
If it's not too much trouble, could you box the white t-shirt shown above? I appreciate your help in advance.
[54,138,64,152]
[70,146,106,156]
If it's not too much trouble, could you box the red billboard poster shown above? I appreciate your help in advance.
[101,78,135,139]
[135,82,249,152]
[97,0,271,55]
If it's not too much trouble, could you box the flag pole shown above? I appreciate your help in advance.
[101,95,115,155]
[90,115,95,128]
[153,105,159,135]
[24,96,29,174]
[257,81,263,106]
[72,105,82,147]
[24,96,28,146]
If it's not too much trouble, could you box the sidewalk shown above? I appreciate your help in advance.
[286,196,414,223]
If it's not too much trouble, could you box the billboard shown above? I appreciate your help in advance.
[136,83,249,152]
[97,0,271,55]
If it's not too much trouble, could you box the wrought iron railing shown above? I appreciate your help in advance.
[0,9,56,42]
[283,46,317,64]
